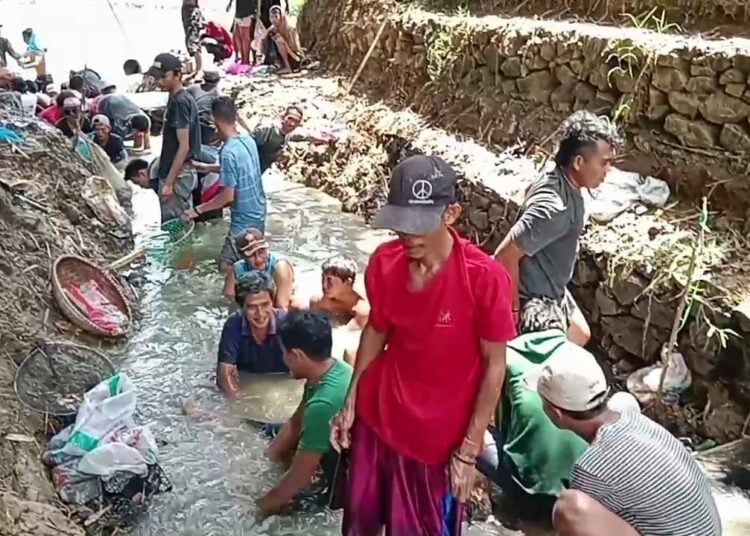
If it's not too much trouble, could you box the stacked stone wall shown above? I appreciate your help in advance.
[300,0,750,215]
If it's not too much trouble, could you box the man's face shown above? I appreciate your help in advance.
[64,107,81,120]
[159,71,179,91]
[280,111,302,134]
[322,272,350,298]
[571,140,614,189]
[395,205,460,260]
[94,124,110,141]
[243,290,273,330]
[132,168,150,189]
[244,248,269,271]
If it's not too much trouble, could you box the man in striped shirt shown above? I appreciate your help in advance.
[537,350,721,536]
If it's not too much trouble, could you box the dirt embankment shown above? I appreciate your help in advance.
[0,112,132,534]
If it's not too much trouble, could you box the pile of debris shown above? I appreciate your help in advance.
[0,110,133,533]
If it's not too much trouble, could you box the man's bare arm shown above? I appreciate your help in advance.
[348,323,387,396]
[196,185,234,213]
[267,401,304,462]
[273,261,294,308]
[461,339,507,456]
[217,362,240,398]
[256,450,322,512]
[494,236,524,313]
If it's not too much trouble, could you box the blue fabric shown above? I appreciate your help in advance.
[217,309,289,374]
[218,132,265,234]
[441,492,460,536]
[25,32,44,53]
[232,250,282,280]
[0,126,24,143]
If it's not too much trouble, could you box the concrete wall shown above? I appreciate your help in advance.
[300,0,750,214]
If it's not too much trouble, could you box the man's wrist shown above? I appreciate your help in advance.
[194,205,202,215]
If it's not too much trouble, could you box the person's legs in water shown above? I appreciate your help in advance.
[552,490,639,536]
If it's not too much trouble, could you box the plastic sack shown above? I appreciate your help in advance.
[584,168,671,224]
[626,349,692,405]
[82,175,131,227]
[101,425,159,464]
[78,442,148,479]
[89,141,127,191]
[49,373,137,460]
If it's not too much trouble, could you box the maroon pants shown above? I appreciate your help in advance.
[342,421,464,536]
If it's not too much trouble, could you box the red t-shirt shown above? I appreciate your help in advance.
[356,227,516,464]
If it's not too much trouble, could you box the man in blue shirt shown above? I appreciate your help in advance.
[217,271,289,398]
[183,95,265,298]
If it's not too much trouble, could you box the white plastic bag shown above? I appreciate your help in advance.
[626,349,692,405]
[54,373,137,459]
[585,168,671,223]
[78,443,147,478]
[82,175,131,227]
[101,425,159,464]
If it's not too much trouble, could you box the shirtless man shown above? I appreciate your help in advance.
[20,28,49,91]
[292,256,369,330]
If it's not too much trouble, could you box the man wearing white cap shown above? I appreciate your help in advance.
[91,114,127,166]
[538,351,721,536]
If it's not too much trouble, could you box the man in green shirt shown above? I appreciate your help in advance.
[256,309,352,512]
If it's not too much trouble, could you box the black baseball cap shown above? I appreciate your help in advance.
[145,53,182,78]
[372,155,457,234]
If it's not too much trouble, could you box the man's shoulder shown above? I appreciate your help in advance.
[222,310,244,331]
[368,239,406,276]
[458,235,509,285]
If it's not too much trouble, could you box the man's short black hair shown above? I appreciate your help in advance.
[10,76,25,92]
[322,256,357,283]
[235,271,275,308]
[211,96,237,123]
[123,59,142,75]
[554,111,622,168]
[130,114,150,133]
[124,158,148,182]
[284,105,303,118]
[56,90,76,107]
[278,310,333,361]
[69,75,84,92]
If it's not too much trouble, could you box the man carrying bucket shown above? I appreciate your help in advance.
[329,155,516,535]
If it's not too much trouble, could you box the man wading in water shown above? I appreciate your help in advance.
[494,111,620,346]
[147,53,202,222]
[330,155,516,535]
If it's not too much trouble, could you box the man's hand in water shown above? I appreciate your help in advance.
[182,207,199,221]
[330,391,356,452]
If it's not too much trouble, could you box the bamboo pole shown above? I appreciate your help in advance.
[346,17,389,94]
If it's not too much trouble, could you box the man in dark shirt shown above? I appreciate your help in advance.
[217,271,289,398]
[145,52,202,221]
[97,91,151,151]
[55,96,93,138]
[91,114,127,165]
[124,158,159,193]
[0,26,22,69]
[186,70,220,145]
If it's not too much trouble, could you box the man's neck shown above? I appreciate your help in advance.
[306,358,334,384]
[580,410,620,442]
[560,166,583,190]
[170,83,183,96]
[417,227,454,272]
[250,323,269,343]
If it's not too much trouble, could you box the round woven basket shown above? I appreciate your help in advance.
[52,255,132,337]
[14,341,115,416]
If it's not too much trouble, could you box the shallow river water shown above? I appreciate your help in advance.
[120,173,393,535]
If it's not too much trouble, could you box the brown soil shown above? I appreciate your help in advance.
[0,111,132,529]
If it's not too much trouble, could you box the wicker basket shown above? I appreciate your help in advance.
[52,255,132,337]
[14,341,115,416]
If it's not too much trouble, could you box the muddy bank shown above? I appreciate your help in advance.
[229,73,749,443]
[0,112,132,532]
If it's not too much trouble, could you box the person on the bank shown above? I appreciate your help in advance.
[55,96,93,138]
[292,255,369,330]
[183,96,266,285]
[226,227,294,307]
[124,158,158,192]
[476,332,641,519]
[217,271,290,398]
[182,0,205,77]
[538,350,721,536]
[0,26,22,69]
[146,52,202,222]
[90,115,127,166]
[252,105,331,173]
[262,6,304,74]
[329,155,516,535]
[256,309,353,512]
[202,20,234,64]
[40,89,74,125]
[186,70,221,145]
[494,111,620,347]
[97,90,151,152]
[19,28,49,92]
[226,0,257,65]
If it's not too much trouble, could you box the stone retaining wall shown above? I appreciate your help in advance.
[300,0,750,214]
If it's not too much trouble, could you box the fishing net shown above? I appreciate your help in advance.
[14,342,115,416]
[145,219,195,265]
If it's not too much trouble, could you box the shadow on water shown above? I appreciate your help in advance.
[120,172,391,535]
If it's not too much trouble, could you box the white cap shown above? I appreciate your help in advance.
[92,114,111,128]
[536,341,609,412]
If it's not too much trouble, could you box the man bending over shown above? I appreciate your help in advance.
[256,309,352,512]
[495,111,621,346]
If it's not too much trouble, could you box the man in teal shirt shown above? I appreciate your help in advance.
[256,310,352,512]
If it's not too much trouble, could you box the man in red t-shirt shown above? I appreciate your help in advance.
[330,155,516,535]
